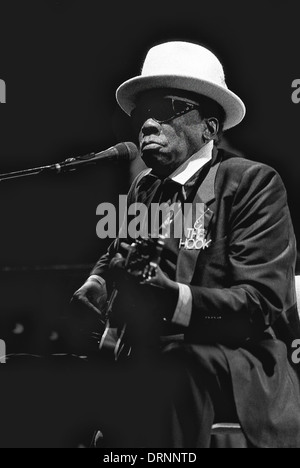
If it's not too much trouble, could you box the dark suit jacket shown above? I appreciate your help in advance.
[92,147,300,447]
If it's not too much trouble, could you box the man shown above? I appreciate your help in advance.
[73,41,300,448]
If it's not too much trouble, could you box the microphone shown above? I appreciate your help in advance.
[46,141,139,174]
[0,142,139,181]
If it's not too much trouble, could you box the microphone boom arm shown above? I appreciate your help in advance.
[0,152,95,182]
[0,142,138,182]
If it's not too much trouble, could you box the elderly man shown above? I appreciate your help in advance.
[73,41,300,448]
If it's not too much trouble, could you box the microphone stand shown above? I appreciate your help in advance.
[0,152,96,182]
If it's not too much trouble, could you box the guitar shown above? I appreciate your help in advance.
[99,235,165,360]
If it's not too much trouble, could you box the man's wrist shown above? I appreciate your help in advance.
[165,278,180,293]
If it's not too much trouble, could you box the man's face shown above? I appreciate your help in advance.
[132,89,207,177]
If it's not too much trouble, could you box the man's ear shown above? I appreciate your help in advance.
[203,118,219,141]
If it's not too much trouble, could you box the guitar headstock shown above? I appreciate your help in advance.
[125,236,165,282]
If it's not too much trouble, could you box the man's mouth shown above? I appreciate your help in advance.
[141,141,163,151]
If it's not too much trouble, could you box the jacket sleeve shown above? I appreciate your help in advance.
[188,163,297,345]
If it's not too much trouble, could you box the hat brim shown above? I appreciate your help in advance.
[116,75,246,130]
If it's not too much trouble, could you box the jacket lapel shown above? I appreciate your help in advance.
[176,149,221,284]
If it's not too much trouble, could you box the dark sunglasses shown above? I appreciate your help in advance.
[131,97,200,130]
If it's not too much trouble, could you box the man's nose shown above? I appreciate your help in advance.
[141,118,161,136]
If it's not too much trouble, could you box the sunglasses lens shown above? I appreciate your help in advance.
[132,99,174,128]
[131,98,197,131]
[173,99,192,114]
[150,99,174,121]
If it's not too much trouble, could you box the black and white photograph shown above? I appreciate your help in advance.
[0,0,300,451]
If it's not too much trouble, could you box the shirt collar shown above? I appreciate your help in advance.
[169,140,214,186]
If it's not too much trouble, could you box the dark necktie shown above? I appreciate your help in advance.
[149,178,185,238]
[158,179,185,205]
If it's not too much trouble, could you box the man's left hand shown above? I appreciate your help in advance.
[120,242,179,294]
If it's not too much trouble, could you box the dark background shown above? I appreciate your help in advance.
[0,0,299,355]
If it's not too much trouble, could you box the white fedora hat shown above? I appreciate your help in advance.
[116,41,246,130]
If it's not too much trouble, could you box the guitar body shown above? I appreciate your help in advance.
[99,236,165,360]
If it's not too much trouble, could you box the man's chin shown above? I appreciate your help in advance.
[141,149,169,169]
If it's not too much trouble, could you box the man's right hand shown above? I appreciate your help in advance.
[71,278,107,322]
